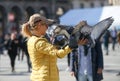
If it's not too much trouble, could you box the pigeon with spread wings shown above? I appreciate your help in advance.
[51,17,114,48]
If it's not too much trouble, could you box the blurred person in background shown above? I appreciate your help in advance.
[17,29,32,72]
[20,35,32,72]
[17,30,24,61]
[5,32,19,72]
[21,13,88,81]
[110,27,117,51]
[116,31,120,76]
[103,30,111,55]
[70,41,104,81]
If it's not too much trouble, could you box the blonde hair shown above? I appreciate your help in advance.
[21,22,32,37]
[21,13,53,37]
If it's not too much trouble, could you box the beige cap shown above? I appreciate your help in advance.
[28,13,54,27]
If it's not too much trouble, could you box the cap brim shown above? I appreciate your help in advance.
[46,19,56,25]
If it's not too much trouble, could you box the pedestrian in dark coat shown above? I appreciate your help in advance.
[7,32,19,72]
[21,37,31,72]
[103,30,111,55]
[70,40,104,81]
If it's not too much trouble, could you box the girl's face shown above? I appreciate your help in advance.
[35,21,48,35]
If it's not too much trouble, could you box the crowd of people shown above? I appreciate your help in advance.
[0,13,120,81]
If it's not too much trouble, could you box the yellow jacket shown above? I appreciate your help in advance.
[27,36,72,81]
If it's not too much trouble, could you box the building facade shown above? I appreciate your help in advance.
[72,0,109,9]
[0,0,71,34]
[109,0,120,5]
[0,0,116,34]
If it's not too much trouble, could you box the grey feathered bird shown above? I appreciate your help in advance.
[52,17,114,48]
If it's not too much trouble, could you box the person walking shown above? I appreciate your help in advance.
[110,27,117,51]
[6,32,19,72]
[70,40,104,81]
[103,30,111,55]
[21,13,88,81]
[21,36,32,72]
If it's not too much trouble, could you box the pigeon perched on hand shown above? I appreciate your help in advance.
[51,17,114,48]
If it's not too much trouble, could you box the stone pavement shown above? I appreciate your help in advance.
[0,44,120,81]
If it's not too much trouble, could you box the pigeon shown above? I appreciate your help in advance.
[51,17,114,48]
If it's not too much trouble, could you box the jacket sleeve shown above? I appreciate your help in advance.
[70,50,75,72]
[95,40,104,69]
[35,39,72,58]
